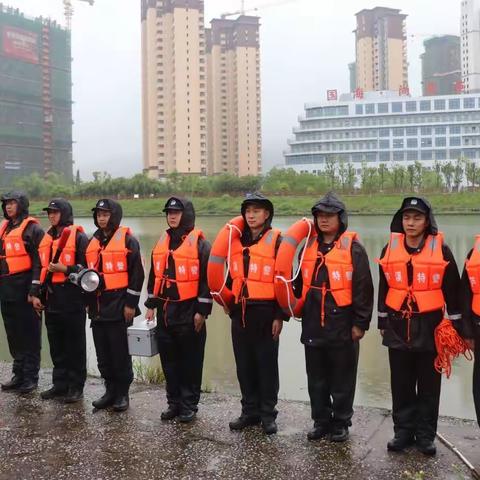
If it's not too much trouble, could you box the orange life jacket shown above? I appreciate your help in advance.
[378,232,447,313]
[85,226,130,291]
[152,229,203,301]
[229,228,281,302]
[38,225,84,284]
[0,217,39,275]
[465,235,480,316]
[300,231,357,311]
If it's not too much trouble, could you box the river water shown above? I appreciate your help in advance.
[0,214,477,419]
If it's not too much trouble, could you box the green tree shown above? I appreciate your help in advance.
[338,159,348,192]
[391,164,406,192]
[324,156,337,190]
[413,161,424,192]
[453,158,464,192]
[377,163,389,191]
[433,160,442,191]
[407,164,415,192]
[346,163,356,193]
[441,161,454,191]
[360,163,378,194]
[464,157,479,189]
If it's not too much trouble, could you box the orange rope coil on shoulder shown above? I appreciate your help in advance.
[434,318,473,378]
[207,216,244,310]
[274,217,314,319]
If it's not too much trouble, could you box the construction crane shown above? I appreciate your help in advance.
[221,0,297,19]
[63,0,94,30]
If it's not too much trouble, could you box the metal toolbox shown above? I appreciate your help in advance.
[127,321,158,357]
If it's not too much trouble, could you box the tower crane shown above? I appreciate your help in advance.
[63,0,94,30]
[221,0,297,19]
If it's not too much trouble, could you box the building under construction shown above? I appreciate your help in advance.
[0,4,72,187]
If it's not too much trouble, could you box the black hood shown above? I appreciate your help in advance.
[43,198,73,227]
[311,192,348,236]
[164,196,195,234]
[92,198,123,230]
[1,191,29,220]
[390,196,438,235]
[241,192,274,227]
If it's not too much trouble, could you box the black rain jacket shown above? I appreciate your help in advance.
[145,197,212,328]
[0,191,44,302]
[31,198,88,313]
[293,192,374,347]
[87,199,145,322]
[227,193,289,338]
[377,197,463,352]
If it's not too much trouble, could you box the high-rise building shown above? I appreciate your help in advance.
[0,5,72,187]
[354,7,408,92]
[348,62,356,93]
[461,0,480,93]
[206,16,261,176]
[421,36,461,96]
[141,0,207,178]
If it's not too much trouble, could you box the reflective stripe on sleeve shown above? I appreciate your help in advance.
[127,289,141,296]
[198,298,213,304]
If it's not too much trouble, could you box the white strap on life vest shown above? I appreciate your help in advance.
[275,217,313,321]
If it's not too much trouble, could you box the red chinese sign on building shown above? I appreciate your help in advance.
[454,80,465,93]
[327,89,338,101]
[2,26,39,64]
[399,85,410,96]
[426,82,438,95]
[354,88,364,99]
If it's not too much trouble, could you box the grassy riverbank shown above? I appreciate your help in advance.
[29,192,480,217]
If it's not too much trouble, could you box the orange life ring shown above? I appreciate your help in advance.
[207,215,245,308]
[274,217,315,318]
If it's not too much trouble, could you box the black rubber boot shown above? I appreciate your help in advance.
[92,384,115,409]
[18,380,38,394]
[40,386,67,400]
[64,388,84,404]
[1,376,23,391]
[112,395,129,412]
[330,426,349,442]
[161,406,179,421]
[229,415,261,431]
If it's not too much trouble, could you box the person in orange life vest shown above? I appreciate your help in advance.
[292,192,373,443]
[86,199,144,412]
[145,197,212,423]
[378,197,463,455]
[460,240,480,427]
[222,192,288,436]
[30,199,89,403]
[0,191,44,394]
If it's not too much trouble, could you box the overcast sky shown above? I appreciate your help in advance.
[5,0,461,180]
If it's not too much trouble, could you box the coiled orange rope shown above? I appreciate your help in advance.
[434,318,473,378]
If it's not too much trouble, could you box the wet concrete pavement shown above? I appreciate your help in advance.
[0,362,479,480]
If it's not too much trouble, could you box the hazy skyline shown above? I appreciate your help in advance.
[4,0,461,179]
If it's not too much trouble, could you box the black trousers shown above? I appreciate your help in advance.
[231,324,279,422]
[1,299,41,383]
[45,310,86,391]
[388,348,441,441]
[474,331,480,427]
[92,321,133,396]
[157,324,206,413]
[305,342,359,428]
